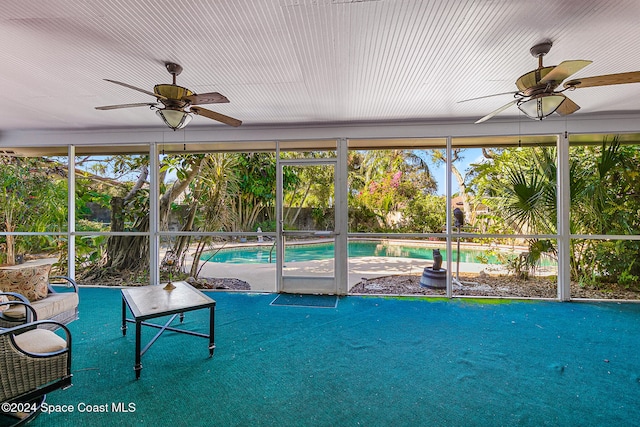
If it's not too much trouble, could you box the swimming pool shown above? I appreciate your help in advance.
[200,241,499,264]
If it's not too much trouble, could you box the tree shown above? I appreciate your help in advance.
[230,153,278,232]
[401,195,447,233]
[569,137,640,284]
[349,149,437,230]
[82,155,203,280]
[0,156,67,265]
[171,153,240,278]
[281,151,333,227]
[431,149,475,223]
[471,137,640,286]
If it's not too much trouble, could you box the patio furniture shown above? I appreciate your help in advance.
[0,320,72,426]
[121,281,216,379]
[0,262,79,331]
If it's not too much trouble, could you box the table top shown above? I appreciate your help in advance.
[121,281,215,320]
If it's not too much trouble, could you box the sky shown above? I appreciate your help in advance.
[425,148,485,196]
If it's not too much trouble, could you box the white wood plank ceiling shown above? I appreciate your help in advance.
[0,0,639,131]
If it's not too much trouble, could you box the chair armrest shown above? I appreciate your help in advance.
[48,276,79,294]
[0,291,30,304]
[0,292,38,323]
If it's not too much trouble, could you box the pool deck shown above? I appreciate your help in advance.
[175,239,538,292]
[186,254,503,293]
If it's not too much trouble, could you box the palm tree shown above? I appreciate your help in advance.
[473,136,637,284]
[179,153,240,278]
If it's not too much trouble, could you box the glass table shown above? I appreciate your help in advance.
[121,281,216,379]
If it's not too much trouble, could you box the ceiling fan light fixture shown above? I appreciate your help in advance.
[156,108,192,130]
[518,94,566,120]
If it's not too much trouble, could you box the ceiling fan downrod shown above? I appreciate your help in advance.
[165,62,183,85]
[530,41,553,68]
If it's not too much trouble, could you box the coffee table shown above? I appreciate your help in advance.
[121,281,215,379]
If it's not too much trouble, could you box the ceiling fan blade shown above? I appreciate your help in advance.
[563,71,640,89]
[191,106,242,127]
[183,92,230,105]
[474,99,518,124]
[104,79,165,99]
[95,102,157,110]
[555,96,580,116]
[539,60,592,84]
[458,91,520,103]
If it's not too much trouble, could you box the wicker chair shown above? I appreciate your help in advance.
[0,320,72,426]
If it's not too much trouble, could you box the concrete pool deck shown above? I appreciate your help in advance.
[186,255,504,292]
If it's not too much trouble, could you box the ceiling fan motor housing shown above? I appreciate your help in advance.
[154,84,193,109]
[165,62,183,76]
[530,41,553,58]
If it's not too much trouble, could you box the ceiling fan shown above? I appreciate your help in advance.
[462,41,640,123]
[95,62,242,130]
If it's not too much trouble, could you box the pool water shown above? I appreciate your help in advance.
[200,241,499,264]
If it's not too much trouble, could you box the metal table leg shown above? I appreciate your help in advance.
[134,320,142,379]
[208,306,215,357]
[121,297,127,336]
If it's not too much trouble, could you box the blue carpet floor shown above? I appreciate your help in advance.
[32,288,640,426]
[270,293,338,308]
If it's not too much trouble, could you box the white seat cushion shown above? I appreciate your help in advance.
[2,292,78,320]
[13,328,67,354]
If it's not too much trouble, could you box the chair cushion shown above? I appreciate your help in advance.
[2,292,79,321]
[13,328,67,353]
[0,264,51,301]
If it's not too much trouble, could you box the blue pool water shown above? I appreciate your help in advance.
[200,241,500,264]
